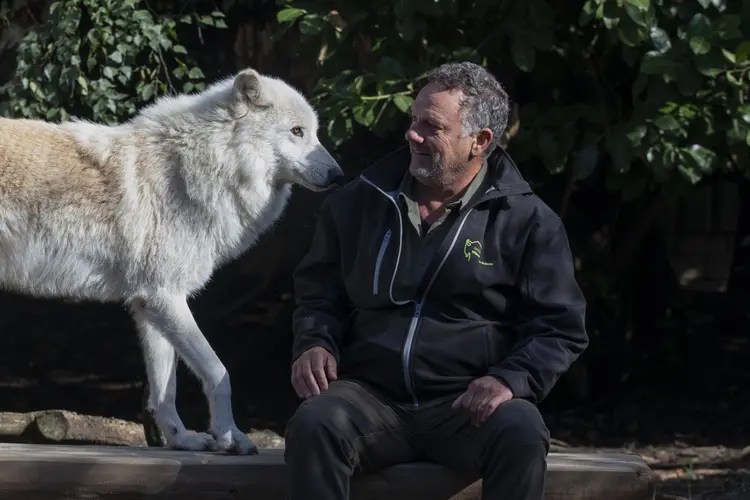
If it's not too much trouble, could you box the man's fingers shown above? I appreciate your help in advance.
[301,364,321,397]
[478,394,506,424]
[451,392,466,409]
[468,388,486,414]
[291,362,304,398]
[310,354,329,392]
[462,385,480,412]
[325,355,338,380]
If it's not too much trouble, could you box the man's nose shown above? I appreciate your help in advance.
[405,127,423,143]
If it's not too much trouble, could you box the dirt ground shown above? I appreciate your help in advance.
[0,291,747,499]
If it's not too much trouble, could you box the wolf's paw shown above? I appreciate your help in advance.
[210,426,258,455]
[166,431,218,452]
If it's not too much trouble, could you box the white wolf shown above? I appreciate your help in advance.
[0,67,344,454]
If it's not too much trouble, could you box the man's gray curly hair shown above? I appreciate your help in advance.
[425,61,510,155]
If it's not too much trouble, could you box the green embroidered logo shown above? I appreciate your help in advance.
[463,239,494,266]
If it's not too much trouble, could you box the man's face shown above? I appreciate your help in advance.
[405,81,474,187]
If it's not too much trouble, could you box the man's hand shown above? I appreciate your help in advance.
[291,347,338,399]
[452,376,513,426]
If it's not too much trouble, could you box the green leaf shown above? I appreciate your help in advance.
[623,0,649,12]
[623,3,650,28]
[618,18,647,46]
[626,124,648,144]
[727,71,743,86]
[511,38,536,72]
[172,45,187,54]
[735,41,750,63]
[299,14,326,35]
[579,0,597,26]
[677,163,702,184]
[188,67,205,79]
[713,14,742,40]
[572,143,599,180]
[353,103,376,126]
[76,76,88,91]
[689,36,711,55]
[276,8,306,23]
[739,104,750,124]
[649,26,671,53]
[694,51,727,77]
[687,13,711,38]
[393,94,413,113]
[141,82,155,100]
[722,48,736,64]
[654,114,680,131]
[640,51,675,74]
[683,144,717,173]
[109,51,123,63]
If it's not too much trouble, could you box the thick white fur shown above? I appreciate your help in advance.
[0,68,342,454]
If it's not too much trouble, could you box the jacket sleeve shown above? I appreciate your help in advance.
[291,196,351,363]
[488,211,588,403]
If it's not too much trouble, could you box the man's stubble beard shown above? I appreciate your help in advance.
[410,151,467,190]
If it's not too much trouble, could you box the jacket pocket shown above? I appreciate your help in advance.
[372,229,392,295]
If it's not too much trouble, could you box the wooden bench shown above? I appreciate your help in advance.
[0,443,655,499]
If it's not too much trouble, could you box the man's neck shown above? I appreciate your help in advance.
[413,159,484,206]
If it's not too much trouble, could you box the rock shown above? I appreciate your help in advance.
[247,428,284,449]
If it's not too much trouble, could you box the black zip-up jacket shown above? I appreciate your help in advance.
[291,146,588,406]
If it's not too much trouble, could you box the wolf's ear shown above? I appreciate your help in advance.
[232,68,270,113]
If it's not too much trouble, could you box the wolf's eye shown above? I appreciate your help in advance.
[291,126,303,137]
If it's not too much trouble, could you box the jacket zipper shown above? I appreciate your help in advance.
[359,176,410,307]
[372,229,392,295]
[400,208,475,406]
[360,173,492,407]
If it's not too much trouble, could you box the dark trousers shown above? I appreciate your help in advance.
[284,379,550,500]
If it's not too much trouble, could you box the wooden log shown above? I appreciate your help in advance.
[0,412,36,438]
[0,443,655,500]
[0,411,146,446]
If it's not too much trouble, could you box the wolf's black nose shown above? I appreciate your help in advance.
[328,166,345,186]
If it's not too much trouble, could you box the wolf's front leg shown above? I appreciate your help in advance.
[131,300,218,452]
[133,293,258,455]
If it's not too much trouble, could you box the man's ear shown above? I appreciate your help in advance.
[232,68,271,115]
[471,128,494,157]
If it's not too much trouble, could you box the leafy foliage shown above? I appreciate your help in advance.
[274,0,750,199]
[0,0,225,124]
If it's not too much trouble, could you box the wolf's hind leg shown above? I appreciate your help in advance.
[131,299,218,452]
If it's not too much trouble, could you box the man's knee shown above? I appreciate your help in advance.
[484,398,550,454]
[285,393,356,447]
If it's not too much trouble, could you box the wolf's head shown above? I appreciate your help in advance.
[228,68,344,192]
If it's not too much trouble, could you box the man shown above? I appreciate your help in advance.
[285,61,588,500]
